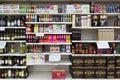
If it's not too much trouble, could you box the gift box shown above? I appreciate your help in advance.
[52,69,66,79]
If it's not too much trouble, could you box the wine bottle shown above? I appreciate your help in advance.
[11,43,15,53]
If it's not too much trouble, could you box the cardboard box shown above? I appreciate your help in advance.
[115,57,120,67]
[107,57,115,68]
[84,69,95,78]
[115,68,120,78]
[95,57,107,67]
[71,68,84,78]
[98,29,114,40]
[107,68,115,79]
[72,57,84,67]
[52,69,66,79]
[84,57,95,67]
[66,5,74,13]
[95,69,107,78]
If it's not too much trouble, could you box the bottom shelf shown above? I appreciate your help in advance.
[27,71,72,80]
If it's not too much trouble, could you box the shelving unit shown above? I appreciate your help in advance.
[0,0,120,80]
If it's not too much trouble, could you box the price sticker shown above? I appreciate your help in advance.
[49,54,61,62]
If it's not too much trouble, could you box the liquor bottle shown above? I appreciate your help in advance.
[8,69,11,78]
[11,43,15,53]
[20,43,26,54]
[114,16,119,26]
[11,69,15,78]
[90,2,94,13]
[5,56,8,66]
[15,69,19,78]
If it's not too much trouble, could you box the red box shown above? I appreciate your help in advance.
[52,69,66,79]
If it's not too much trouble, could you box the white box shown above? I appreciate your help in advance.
[81,4,90,13]
[66,5,74,13]
[49,54,61,62]
[3,4,10,13]
[10,4,19,13]
[0,5,3,13]
[74,4,82,13]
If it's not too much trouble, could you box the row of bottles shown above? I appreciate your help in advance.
[27,45,71,53]
[72,43,120,54]
[26,24,68,33]
[0,16,25,27]
[26,34,71,43]
[0,68,29,78]
[91,15,119,27]
[90,2,120,13]
[0,56,26,66]
[0,29,26,40]
[26,14,72,22]
[0,43,26,54]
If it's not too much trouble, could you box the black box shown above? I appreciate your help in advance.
[115,68,120,78]
[115,57,120,67]
[71,57,84,67]
[107,68,115,79]
[84,69,95,78]
[71,68,84,78]
[94,68,107,78]
[84,57,95,67]
[95,57,107,67]
[107,57,115,68]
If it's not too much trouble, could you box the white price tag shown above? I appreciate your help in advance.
[49,54,61,62]
[0,27,5,31]
[36,33,44,36]
[0,41,6,49]
[97,41,110,49]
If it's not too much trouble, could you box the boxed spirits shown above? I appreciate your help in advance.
[3,4,10,13]
[49,54,61,62]
[47,24,53,33]
[66,5,74,13]
[10,4,19,13]
[115,68,120,78]
[107,57,115,67]
[19,5,27,13]
[52,69,66,79]
[84,57,95,67]
[26,55,45,65]
[71,57,84,67]
[74,4,82,13]
[95,69,107,78]
[0,5,3,13]
[84,69,95,78]
[81,4,90,13]
[94,4,100,13]
[107,68,115,79]
[115,57,120,67]
[71,68,84,78]
[95,57,107,67]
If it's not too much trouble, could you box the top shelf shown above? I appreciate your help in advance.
[0,13,120,15]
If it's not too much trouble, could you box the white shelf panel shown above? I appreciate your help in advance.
[26,52,71,55]
[26,43,72,45]
[72,79,120,80]
[0,40,26,42]
[26,32,72,34]
[0,66,27,69]
[26,22,72,24]
[27,71,71,80]
[72,27,120,29]
[72,40,120,43]
[0,79,25,80]
[0,53,26,56]
[27,59,71,65]
[72,54,120,56]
